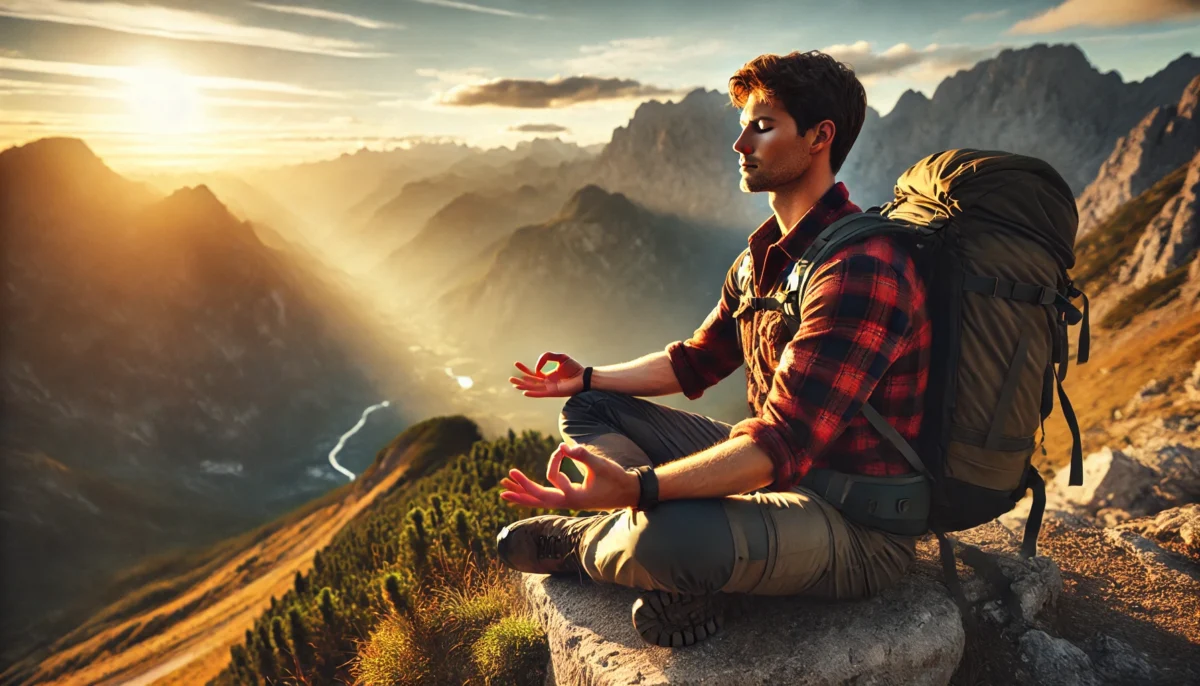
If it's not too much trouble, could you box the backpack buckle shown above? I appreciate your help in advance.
[977,276,999,297]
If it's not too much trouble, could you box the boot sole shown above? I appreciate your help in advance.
[631,590,724,648]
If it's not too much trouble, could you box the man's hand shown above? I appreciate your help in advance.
[508,352,587,398]
[500,443,639,510]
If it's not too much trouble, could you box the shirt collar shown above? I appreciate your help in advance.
[747,181,853,260]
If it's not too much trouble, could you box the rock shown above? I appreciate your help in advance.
[1052,447,1159,516]
[1019,630,1100,686]
[1116,148,1200,290]
[962,553,1063,627]
[521,573,964,686]
[1083,634,1155,685]
[1186,361,1200,401]
[1113,504,1200,555]
[1103,528,1200,582]
[1123,440,1200,505]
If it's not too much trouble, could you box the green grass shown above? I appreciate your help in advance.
[1070,163,1189,296]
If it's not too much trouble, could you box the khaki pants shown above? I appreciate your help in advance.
[557,390,917,599]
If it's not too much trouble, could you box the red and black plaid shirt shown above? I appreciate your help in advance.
[666,182,931,490]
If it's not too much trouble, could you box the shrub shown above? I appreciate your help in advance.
[351,616,430,686]
[471,616,549,686]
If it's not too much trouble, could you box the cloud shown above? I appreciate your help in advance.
[416,66,494,85]
[962,9,1008,22]
[0,56,347,98]
[249,2,403,29]
[822,40,1001,79]
[1008,0,1200,34]
[535,36,728,77]
[0,0,387,57]
[438,75,676,108]
[508,123,569,133]
[406,0,547,19]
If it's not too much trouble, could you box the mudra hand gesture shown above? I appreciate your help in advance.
[508,352,586,398]
[500,442,638,511]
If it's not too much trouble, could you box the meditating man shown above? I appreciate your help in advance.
[495,49,931,648]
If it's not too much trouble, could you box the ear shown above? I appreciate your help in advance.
[809,120,836,155]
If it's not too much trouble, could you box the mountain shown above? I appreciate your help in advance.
[371,182,571,302]
[435,185,748,417]
[1076,75,1200,238]
[841,45,1200,206]
[344,150,595,274]
[592,88,768,228]
[0,138,455,659]
[245,141,475,247]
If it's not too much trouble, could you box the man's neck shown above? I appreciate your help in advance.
[768,167,836,236]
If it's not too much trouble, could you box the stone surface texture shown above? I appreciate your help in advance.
[522,573,964,686]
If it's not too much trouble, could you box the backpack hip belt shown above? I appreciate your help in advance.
[799,468,930,536]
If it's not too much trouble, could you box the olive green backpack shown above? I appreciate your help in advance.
[736,149,1090,602]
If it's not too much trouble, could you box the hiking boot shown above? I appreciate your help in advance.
[631,590,725,648]
[496,514,594,575]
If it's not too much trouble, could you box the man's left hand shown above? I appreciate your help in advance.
[500,443,639,511]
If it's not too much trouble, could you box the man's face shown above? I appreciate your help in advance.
[733,92,815,193]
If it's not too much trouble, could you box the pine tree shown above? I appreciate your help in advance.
[293,570,309,596]
[288,606,316,674]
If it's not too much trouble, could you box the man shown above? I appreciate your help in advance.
[495,50,932,648]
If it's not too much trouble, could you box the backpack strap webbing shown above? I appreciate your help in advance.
[860,402,932,480]
[1022,466,1047,559]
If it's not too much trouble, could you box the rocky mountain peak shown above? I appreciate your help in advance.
[1076,76,1200,237]
[1179,74,1200,119]
[560,184,638,223]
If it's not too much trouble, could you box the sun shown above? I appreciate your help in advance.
[122,65,205,135]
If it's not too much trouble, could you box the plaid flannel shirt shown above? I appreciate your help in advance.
[665,182,931,490]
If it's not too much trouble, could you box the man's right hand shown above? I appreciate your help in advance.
[508,352,586,398]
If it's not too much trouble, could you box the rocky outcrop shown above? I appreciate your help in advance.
[522,573,964,686]
[1076,75,1200,237]
[1114,148,1200,289]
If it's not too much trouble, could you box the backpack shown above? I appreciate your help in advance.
[734,149,1090,611]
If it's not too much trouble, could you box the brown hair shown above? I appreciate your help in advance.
[729,51,867,174]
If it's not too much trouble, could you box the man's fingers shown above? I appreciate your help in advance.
[547,445,574,492]
[534,351,566,375]
[501,491,547,508]
[514,361,544,378]
[508,468,555,500]
[499,477,522,492]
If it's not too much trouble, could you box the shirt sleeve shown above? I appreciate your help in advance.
[665,250,746,399]
[729,246,915,489]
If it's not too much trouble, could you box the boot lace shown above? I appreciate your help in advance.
[535,534,575,560]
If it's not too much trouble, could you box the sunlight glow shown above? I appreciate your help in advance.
[121,65,204,135]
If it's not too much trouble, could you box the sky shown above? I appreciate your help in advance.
[1,0,1198,172]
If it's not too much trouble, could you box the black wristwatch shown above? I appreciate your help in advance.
[629,465,659,511]
[582,366,594,392]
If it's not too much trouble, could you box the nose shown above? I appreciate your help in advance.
[733,128,753,156]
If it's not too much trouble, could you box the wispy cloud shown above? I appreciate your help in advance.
[438,75,676,108]
[248,2,403,30]
[508,123,568,133]
[822,40,1001,80]
[1008,0,1200,34]
[416,66,494,85]
[0,0,388,57]
[962,9,1008,23]
[534,36,727,77]
[0,56,348,98]
[407,0,547,20]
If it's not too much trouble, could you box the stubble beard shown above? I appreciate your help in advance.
[739,154,811,194]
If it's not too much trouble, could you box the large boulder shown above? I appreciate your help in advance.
[521,573,964,686]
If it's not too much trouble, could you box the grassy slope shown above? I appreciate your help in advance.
[2,415,480,685]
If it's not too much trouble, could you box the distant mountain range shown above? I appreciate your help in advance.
[0,138,456,654]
